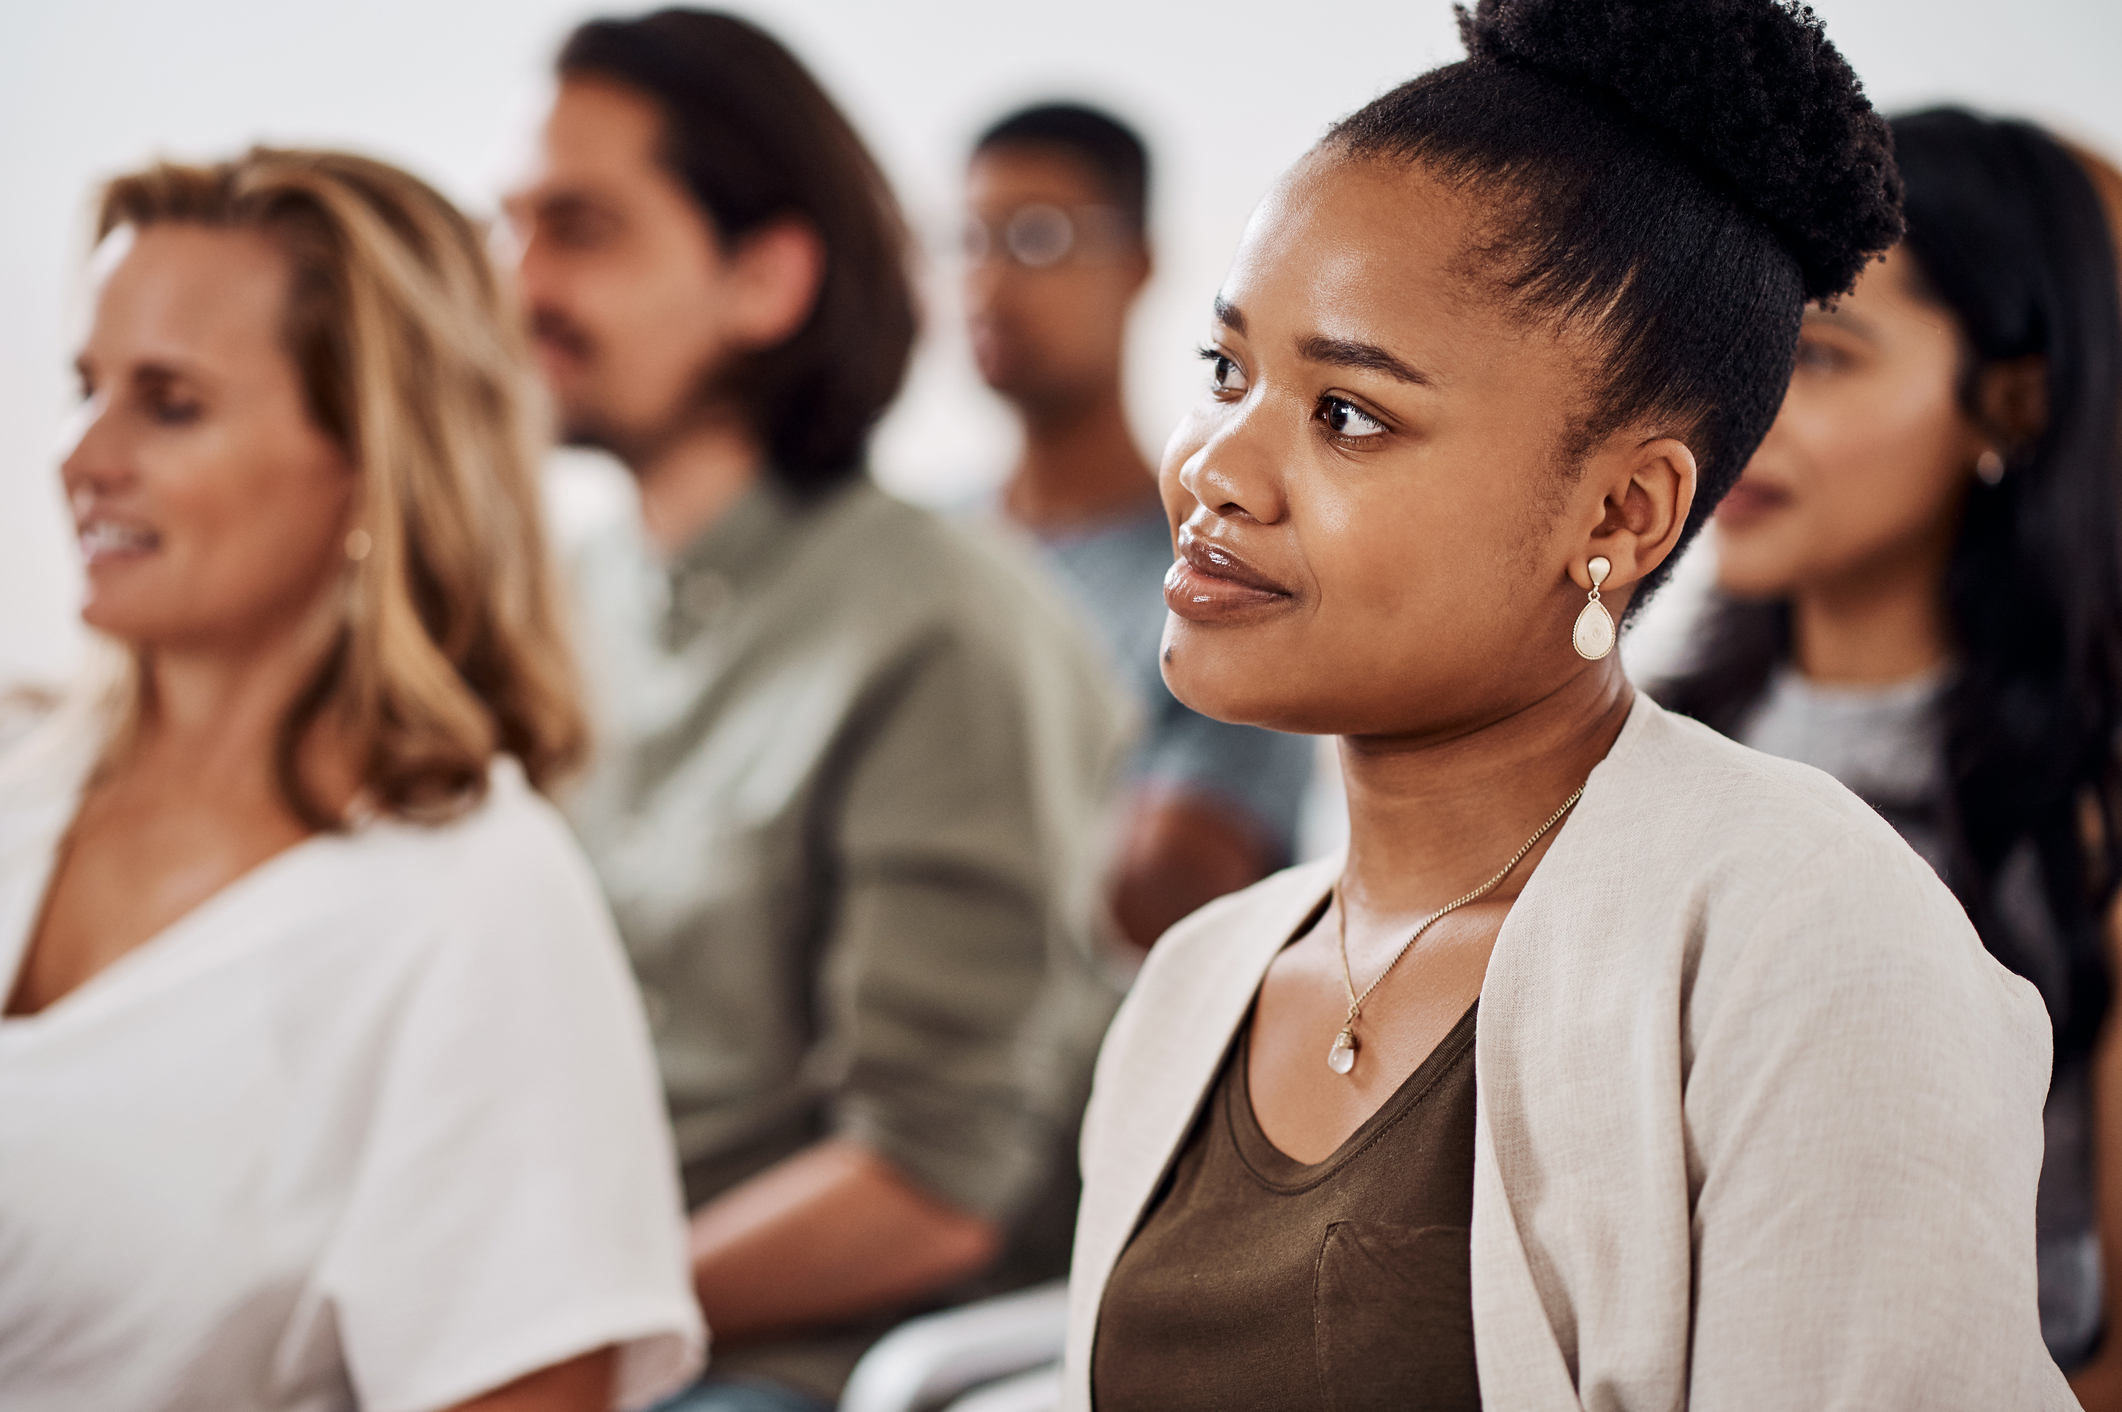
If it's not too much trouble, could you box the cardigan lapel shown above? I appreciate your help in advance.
[1466,693,1658,1411]
[1062,857,1341,1405]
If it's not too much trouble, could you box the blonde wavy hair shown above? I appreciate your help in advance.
[97,148,586,825]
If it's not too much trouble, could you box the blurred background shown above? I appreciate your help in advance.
[4,0,2120,691]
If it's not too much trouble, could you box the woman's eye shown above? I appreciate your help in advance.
[1322,397,1387,439]
[1200,348,1248,396]
[1793,338,1849,375]
[151,397,203,427]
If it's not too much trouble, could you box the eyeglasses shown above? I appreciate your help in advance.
[962,203,1132,269]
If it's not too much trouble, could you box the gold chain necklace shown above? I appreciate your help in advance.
[1328,784,1585,1076]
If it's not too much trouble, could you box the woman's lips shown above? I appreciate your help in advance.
[1163,529,1292,623]
[1715,478,1793,529]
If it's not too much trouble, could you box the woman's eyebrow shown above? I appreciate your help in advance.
[130,360,197,394]
[1296,334,1432,386]
[1213,295,1246,334]
[1803,305,1878,340]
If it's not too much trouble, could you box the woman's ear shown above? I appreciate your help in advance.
[1976,354,2047,449]
[1574,434,1697,594]
[725,217,826,350]
[1126,241,1154,299]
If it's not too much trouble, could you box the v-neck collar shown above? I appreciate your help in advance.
[1070,691,1660,1315]
[1229,1000,1480,1191]
[0,762,354,1037]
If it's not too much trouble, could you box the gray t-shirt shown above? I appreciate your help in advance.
[1740,666,2103,1368]
[1030,503,1313,860]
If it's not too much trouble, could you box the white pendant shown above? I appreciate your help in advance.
[1573,599,1616,660]
[1327,1029,1358,1075]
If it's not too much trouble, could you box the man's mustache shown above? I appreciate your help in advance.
[529,307,594,362]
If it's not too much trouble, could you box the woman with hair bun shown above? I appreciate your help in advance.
[1663,109,2122,1399]
[0,151,701,1411]
[1064,0,2068,1407]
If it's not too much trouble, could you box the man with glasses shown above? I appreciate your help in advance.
[965,104,1315,950]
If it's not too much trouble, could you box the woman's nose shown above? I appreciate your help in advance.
[57,397,128,503]
[1175,402,1288,526]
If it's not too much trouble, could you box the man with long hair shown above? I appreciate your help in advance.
[506,12,1132,1410]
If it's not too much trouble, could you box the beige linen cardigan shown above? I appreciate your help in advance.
[1064,695,2073,1409]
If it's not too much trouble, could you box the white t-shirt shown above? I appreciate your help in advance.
[0,730,706,1412]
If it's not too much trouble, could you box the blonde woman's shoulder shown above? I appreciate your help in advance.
[358,756,624,970]
[372,756,591,889]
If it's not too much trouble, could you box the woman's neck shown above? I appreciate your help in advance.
[1337,665,1634,920]
[1790,564,1951,686]
[123,599,358,821]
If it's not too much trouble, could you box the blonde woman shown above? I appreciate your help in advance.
[0,151,702,1411]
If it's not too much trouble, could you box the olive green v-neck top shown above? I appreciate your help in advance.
[1092,1002,1482,1411]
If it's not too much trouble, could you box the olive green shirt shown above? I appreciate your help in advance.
[563,478,1133,1397]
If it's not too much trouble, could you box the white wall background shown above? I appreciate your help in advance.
[4,0,2119,690]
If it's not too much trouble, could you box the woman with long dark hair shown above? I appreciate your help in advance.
[1661,109,2122,1392]
[1062,1,2069,1406]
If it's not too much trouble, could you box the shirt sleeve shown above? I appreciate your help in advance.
[821,621,1126,1228]
[318,791,705,1412]
[1683,828,2072,1408]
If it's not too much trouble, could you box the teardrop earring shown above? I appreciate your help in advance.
[1572,556,1615,660]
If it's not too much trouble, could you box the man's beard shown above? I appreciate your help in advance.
[532,308,740,471]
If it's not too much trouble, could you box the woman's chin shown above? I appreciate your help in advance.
[1707,557,1800,602]
[79,599,148,643]
[1161,657,1275,731]
[1161,648,1328,735]
[1706,533,1803,601]
[79,595,188,649]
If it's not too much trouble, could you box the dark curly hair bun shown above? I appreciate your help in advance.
[1324,0,1901,605]
[1461,0,1901,302]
